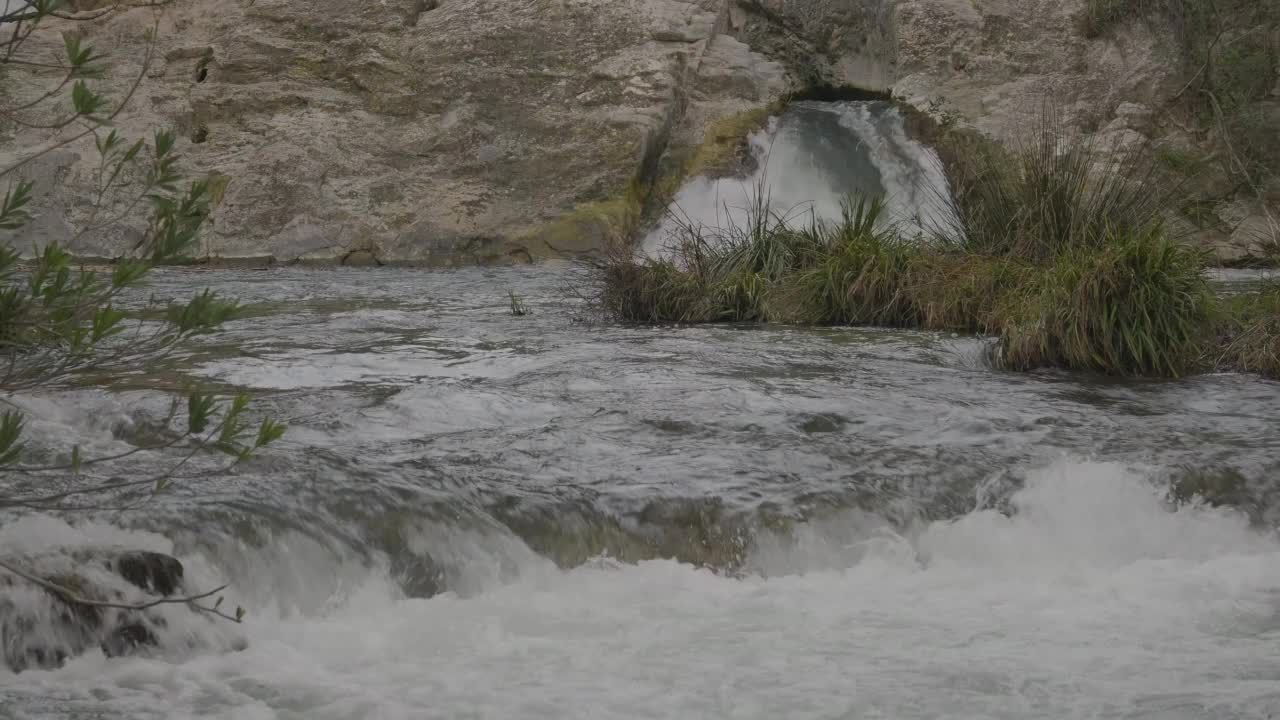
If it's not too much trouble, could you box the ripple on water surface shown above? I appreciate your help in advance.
[3,266,1279,718]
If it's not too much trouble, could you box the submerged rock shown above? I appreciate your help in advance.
[113,551,186,597]
[0,549,233,673]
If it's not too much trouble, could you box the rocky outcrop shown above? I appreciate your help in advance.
[729,0,1277,262]
[1,0,1273,264]
[1,0,785,266]
[725,0,897,93]
[0,549,236,672]
[890,0,1181,140]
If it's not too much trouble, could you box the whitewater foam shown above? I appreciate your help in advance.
[6,459,1278,719]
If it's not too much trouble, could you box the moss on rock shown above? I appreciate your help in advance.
[684,103,784,180]
[520,182,645,258]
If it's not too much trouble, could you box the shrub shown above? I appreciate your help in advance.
[1080,0,1279,194]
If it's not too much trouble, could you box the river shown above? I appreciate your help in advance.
[2,263,1279,719]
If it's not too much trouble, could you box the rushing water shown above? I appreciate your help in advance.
[2,263,1279,719]
[643,101,953,255]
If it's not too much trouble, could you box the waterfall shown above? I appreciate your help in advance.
[643,101,954,255]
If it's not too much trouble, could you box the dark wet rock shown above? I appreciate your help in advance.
[0,549,213,673]
[113,551,185,597]
[101,621,158,658]
[1168,466,1266,526]
[392,560,443,599]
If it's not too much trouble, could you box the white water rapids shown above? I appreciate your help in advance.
[4,460,1279,719]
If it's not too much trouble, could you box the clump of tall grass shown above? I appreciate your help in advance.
[905,253,1029,333]
[595,256,713,324]
[770,201,919,326]
[997,226,1212,377]
[599,178,905,325]
[934,108,1168,262]
[596,189,1025,332]
[931,106,1216,376]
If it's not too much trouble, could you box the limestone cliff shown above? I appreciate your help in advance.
[1,0,1275,265]
[730,0,1277,262]
[1,0,784,265]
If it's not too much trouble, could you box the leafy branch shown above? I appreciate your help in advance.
[0,0,286,628]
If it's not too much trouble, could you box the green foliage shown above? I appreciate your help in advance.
[600,195,924,327]
[935,109,1166,261]
[996,227,1212,377]
[592,107,1254,378]
[0,0,286,520]
[0,412,25,466]
[1215,281,1280,377]
[598,256,713,324]
[713,269,770,322]
[905,254,1027,333]
[0,182,35,230]
[772,203,918,326]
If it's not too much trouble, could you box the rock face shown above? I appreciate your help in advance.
[729,0,1276,261]
[0,549,233,673]
[1,0,785,265]
[890,0,1180,140]
[726,0,897,93]
[1,0,1272,264]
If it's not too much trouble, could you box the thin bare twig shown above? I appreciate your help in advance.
[0,557,239,621]
[0,20,157,178]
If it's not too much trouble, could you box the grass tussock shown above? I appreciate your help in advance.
[591,106,1275,379]
[1215,281,1280,378]
[996,228,1212,376]
[937,110,1167,261]
[906,253,1030,333]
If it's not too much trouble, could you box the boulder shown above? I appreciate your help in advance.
[113,551,186,597]
[0,549,232,673]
